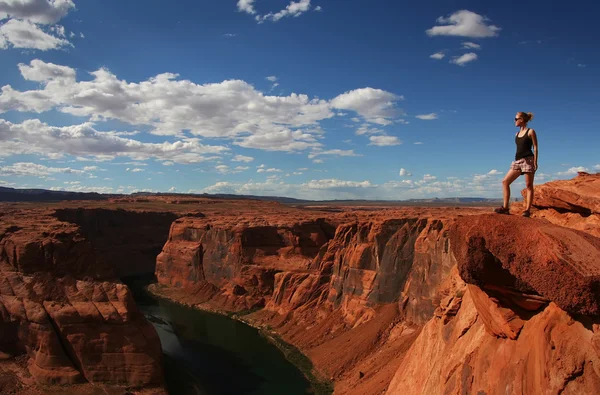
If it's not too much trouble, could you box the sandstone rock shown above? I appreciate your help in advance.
[451,214,600,316]
[0,208,165,389]
[386,287,600,395]
[521,171,600,237]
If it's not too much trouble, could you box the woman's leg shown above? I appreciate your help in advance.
[524,172,535,211]
[502,169,522,209]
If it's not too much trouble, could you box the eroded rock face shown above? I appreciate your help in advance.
[0,208,164,388]
[386,285,600,395]
[155,214,337,311]
[524,171,600,237]
[450,214,600,316]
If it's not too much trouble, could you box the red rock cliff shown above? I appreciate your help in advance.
[153,174,600,395]
[0,207,166,392]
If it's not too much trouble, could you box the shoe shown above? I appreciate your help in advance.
[494,206,509,214]
[522,210,531,217]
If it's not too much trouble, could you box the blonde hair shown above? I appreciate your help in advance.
[518,112,534,123]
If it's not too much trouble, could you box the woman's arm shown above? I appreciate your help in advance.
[530,129,539,170]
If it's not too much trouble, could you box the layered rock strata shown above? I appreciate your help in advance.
[0,207,166,391]
[153,174,600,395]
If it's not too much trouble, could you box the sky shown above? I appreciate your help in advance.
[0,0,598,200]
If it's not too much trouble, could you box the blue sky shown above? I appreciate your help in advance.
[0,0,598,200]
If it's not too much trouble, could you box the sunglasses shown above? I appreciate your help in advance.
[514,118,523,121]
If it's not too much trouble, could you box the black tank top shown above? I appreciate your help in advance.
[515,128,533,160]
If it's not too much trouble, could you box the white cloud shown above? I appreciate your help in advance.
[256,0,312,23]
[126,168,145,173]
[257,167,282,173]
[312,159,324,164]
[473,169,502,183]
[266,75,277,82]
[577,64,586,68]
[237,0,256,15]
[416,113,438,120]
[0,0,75,24]
[462,41,481,49]
[19,58,75,81]
[430,52,445,60]
[0,19,72,50]
[355,124,384,135]
[399,168,412,177]
[297,167,308,171]
[315,6,322,11]
[0,119,229,164]
[215,165,230,174]
[368,135,401,146]
[302,179,376,189]
[234,166,249,172]
[0,162,85,177]
[423,174,437,182]
[557,166,589,176]
[168,186,176,192]
[223,33,237,37]
[232,155,254,163]
[2,59,366,152]
[308,149,359,159]
[331,88,403,125]
[426,10,501,38]
[414,142,423,145]
[450,53,478,66]
[594,164,600,170]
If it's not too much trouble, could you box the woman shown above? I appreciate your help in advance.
[494,112,539,217]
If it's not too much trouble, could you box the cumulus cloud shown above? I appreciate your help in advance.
[368,135,401,146]
[416,113,438,120]
[308,149,359,159]
[0,162,85,177]
[266,76,277,82]
[462,41,481,49]
[0,19,72,50]
[557,166,589,176]
[331,88,404,125]
[0,119,229,164]
[302,179,375,189]
[0,0,75,24]
[355,124,384,135]
[315,6,322,11]
[257,167,282,173]
[399,168,412,177]
[450,53,478,66]
[232,155,254,163]
[594,164,600,170]
[0,60,399,153]
[473,169,502,183]
[426,10,501,38]
[256,0,312,23]
[237,0,256,15]
[423,174,437,182]
[430,52,445,60]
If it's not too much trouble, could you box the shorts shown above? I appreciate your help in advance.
[510,156,536,173]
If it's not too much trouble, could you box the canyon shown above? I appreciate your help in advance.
[1,172,599,394]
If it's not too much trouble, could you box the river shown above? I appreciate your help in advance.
[123,276,313,395]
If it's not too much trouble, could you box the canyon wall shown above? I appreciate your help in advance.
[154,173,600,394]
[0,207,170,393]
